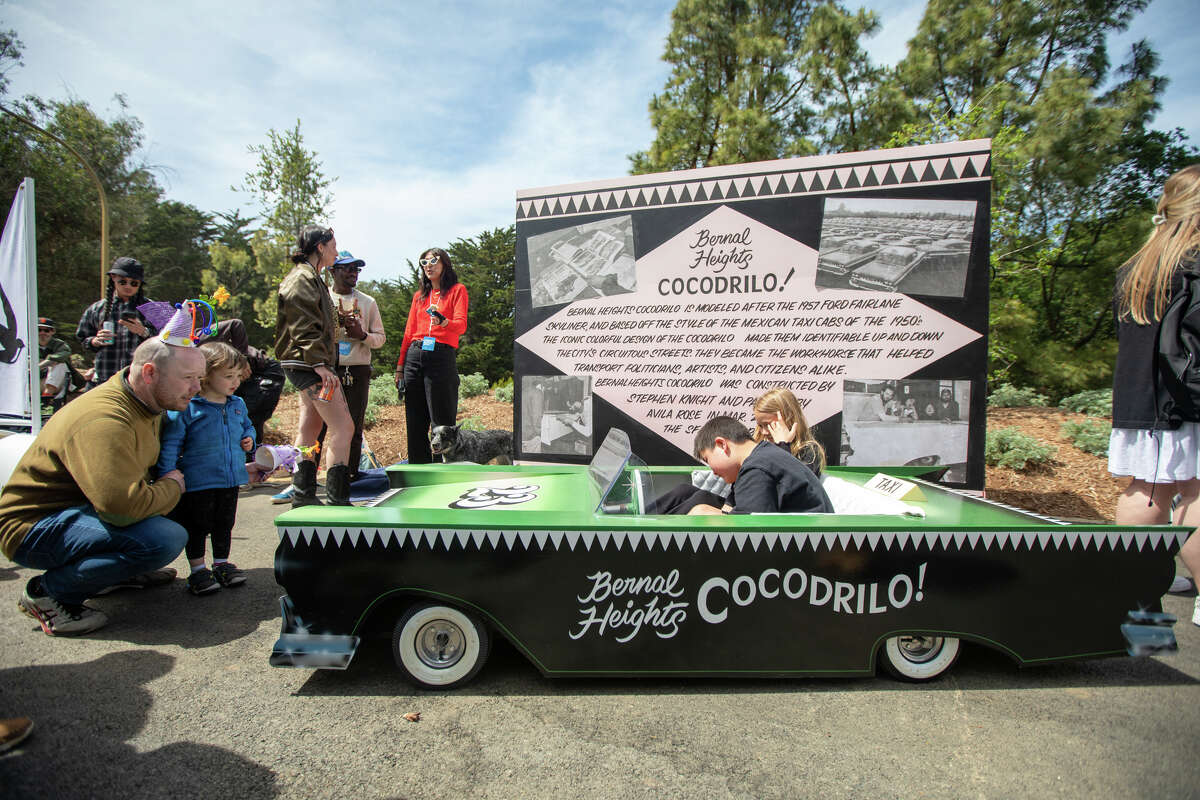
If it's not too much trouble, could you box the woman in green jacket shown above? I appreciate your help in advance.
[274,225,355,506]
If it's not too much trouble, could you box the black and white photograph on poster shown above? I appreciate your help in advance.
[841,378,971,482]
[526,215,637,309]
[520,375,593,456]
[514,140,991,486]
[815,197,977,297]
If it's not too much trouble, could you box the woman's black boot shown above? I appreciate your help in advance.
[291,460,323,508]
[325,464,352,506]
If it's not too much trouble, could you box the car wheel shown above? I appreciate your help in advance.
[879,634,961,682]
[392,602,490,689]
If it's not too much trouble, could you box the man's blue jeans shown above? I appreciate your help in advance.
[12,505,187,604]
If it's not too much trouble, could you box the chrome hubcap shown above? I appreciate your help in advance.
[415,618,466,669]
[896,635,943,663]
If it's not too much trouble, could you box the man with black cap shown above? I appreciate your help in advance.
[37,317,72,409]
[323,250,385,480]
[75,256,157,389]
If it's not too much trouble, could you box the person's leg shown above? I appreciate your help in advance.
[304,382,354,466]
[345,365,372,476]
[403,348,433,464]
[1115,478,1175,525]
[1171,479,1200,605]
[12,506,186,605]
[168,491,210,571]
[209,488,246,587]
[425,348,460,429]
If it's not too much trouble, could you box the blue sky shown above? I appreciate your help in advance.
[5,0,1197,283]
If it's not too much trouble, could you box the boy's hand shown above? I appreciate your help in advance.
[241,436,254,452]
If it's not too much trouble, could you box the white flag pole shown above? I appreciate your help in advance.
[22,178,39,435]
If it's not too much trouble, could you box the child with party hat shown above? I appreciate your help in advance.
[148,301,256,594]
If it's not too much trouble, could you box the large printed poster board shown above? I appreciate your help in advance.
[514,140,990,488]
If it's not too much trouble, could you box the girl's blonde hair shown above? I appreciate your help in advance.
[752,387,826,473]
[197,341,247,386]
[1117,163,1200,324]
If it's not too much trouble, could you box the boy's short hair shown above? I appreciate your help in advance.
[198,340,248,380]
[693,415,753,459]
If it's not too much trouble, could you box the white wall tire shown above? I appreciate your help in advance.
[392,603,490,689]
[880,634,961,682]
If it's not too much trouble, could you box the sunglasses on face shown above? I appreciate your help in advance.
[114,278,141,287]
[419,256,441,267]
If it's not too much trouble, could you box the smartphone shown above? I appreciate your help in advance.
[119,311,139,322]
[426,307,446,323]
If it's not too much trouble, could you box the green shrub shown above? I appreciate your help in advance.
[363,374,398,426]
[458,415,485,431]
[1058,389,1112,417]
[987,384,1049,408]
[985,427,1055,470]
[1061,420,1110,457]
[459,372,489,399]
[493,378,514,404]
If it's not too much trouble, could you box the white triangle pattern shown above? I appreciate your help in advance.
[517,152,991,219]
[274,525,1181,553]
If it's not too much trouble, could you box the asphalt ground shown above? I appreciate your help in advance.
[1,480,1198,800]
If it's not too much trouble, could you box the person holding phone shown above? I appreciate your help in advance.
[395,247,468,463]
[75,257,157,389]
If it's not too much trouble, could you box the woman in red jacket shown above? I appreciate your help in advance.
[394,248,468,463]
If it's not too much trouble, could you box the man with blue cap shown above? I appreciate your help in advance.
[324,251,385,479]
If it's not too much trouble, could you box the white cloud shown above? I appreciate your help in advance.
[5,0,1196,288]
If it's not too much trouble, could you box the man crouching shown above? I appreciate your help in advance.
[0,339,205,635]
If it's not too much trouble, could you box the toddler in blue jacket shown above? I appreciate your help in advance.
[157,341,256,595]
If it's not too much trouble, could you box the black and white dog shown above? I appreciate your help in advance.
[430,424,514,464]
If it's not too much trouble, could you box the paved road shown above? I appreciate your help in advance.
[1,482,1198,799]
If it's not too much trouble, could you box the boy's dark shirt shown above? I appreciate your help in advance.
[727,441,833,513]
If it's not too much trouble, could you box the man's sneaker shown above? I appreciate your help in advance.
[1168,575,1195,594]
[211,562,246,587]
[0,717,33,753]
[187,569,220,596]
[93,567,178,596]
[271,484,295,504]
[18,580,108,636]
[1193,596,1200,628]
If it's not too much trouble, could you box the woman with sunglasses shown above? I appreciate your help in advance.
[395,248,469,463]
[275,225,356,506]
[75,256,156,389]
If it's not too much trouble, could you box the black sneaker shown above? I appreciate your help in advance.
[187,569,220,595]
[211,562,246,588]
[18,577,108,636]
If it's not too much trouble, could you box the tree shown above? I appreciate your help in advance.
[891,0,1196,396]
[0,94,213,340]
[238,120,334,246]
[633,0,1195,397]
[448,226,516,384]
[630,0,821,173]
[236,121,335,333]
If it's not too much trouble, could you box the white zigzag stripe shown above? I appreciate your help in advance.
[275,526,1177,554]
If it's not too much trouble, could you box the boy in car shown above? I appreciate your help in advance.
[689,415,832,515]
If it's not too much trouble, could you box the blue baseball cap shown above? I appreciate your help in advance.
[332,250,365,269]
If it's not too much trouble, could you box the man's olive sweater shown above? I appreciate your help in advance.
[0,370,182,560]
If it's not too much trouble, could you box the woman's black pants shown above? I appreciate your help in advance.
[402,342,459,464]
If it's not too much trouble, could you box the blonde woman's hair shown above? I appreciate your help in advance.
[1117,163,1200,324]
[752,387,826,473]
[198,341,247,385]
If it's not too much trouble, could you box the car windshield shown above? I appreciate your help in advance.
[587,428,654,514]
